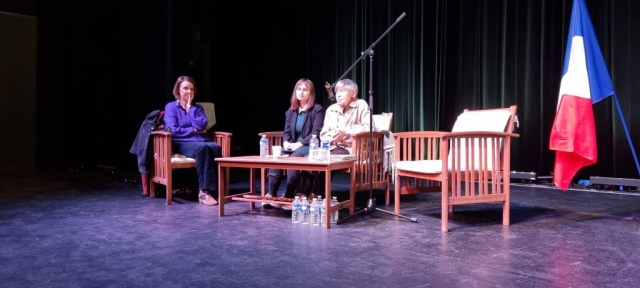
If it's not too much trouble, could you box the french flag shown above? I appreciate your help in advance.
[549,0,615,191]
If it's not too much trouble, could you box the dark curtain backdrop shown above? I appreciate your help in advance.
[33,0,640,182]
[324,0,640,180]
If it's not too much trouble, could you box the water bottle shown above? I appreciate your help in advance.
[300,196,310,224]
[309,198,320,226]
[259,134,269,157]
[320,197,327,227]
[291,196,301,224]
[309,134,319,161]
[330,196,339,224]
[320,135,331,161]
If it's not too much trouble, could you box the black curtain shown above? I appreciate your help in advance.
[36,0,199,170]
[324,0,640,180]
[33,0,640,182]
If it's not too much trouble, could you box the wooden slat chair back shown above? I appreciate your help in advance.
[348,131,388,212]
[348,112,394,212]
[149,102,232,205]
[393,106,518,231]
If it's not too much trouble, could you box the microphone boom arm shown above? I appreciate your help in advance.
[325,12,406,100]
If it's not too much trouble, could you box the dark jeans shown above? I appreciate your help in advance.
[173,141,221,192]
[268,148,307,198]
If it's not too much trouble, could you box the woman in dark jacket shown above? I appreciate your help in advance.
[266,78,324,206]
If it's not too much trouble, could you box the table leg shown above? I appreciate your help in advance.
[218,163,224,217]
[350,164,356,214]
[325,168,332,229]
[249,167,255,210]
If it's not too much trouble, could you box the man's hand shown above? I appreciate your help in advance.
[332,130,347,144]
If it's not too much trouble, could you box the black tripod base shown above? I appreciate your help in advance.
[338,198,418,224]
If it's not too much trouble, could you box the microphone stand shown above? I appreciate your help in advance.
[327,12,417,224]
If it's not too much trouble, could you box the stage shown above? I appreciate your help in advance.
[1,169,639,287]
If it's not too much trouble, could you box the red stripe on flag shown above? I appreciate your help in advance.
[550,94,597,190]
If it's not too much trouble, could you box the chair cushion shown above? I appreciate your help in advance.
[448,109,512,170]
[171,154,196,164]
[197,102,216,130]
[451,109,511,133]
[395,160,442,174]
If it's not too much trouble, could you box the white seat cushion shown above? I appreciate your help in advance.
[171,154,196,164]
[395,160,442,174]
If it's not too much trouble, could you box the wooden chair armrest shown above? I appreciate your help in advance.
[212,131,232,157]
[393,131,450,138]
[351,131,385,139]
[258,131,284,138]
[443,131,520,139]
[150,131,171,137]
[214,131,233,137]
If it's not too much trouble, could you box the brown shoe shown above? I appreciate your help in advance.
[198,190,218,206]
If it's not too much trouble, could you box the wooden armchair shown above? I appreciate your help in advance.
[348,131,388,213]
[347,113,394,213]
[393,106,518,232]
[149,102,232,205]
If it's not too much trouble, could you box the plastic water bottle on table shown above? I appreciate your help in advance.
[319,135,331,161]
[259,134,269,157]
[309,134,319,161]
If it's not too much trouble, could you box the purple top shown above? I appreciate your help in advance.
[163,101,210,142]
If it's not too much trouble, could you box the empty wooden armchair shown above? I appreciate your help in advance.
[394,106,518,231]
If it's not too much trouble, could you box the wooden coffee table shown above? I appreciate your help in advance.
[217,155,356,228]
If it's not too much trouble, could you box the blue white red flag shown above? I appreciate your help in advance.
[549,0,615,190]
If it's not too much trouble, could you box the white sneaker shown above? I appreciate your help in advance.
[262,193,273,208]
[270,202,283,209]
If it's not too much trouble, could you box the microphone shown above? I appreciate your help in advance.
[325,82,335,101]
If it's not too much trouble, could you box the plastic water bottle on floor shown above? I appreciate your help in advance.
[291,196,301,224]
[309,135,319,161]
[310,198,320,226]
[330,196,339,224]
[320,197,327,227]
[259,134,269,157]
[301,196,310,224]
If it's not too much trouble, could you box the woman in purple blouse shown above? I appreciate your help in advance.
[163,75,220,206]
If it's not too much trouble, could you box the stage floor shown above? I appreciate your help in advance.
[1,169,639,287]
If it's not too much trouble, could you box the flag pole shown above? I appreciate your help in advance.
[612,93,640,175]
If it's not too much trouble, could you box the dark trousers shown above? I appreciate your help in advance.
[173,141,221,192]
[268,150,306,198]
